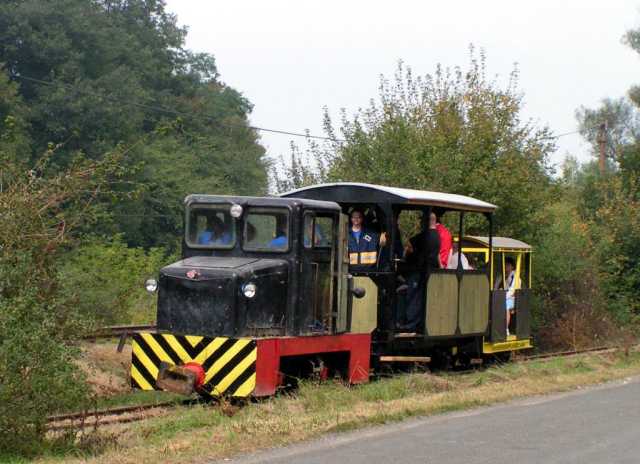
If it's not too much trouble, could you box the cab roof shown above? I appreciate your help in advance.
[185,194,340,211]
[281,182,496,213]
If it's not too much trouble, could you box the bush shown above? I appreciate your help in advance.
[0,138,121,454]
[0,290,89,455]
[58,238,174,325]
[530,201,611,349]
[588,177,640,326]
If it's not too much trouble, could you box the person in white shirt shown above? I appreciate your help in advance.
[504,257,521,336]
[446,242,473,270]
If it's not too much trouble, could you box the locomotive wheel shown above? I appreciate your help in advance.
[430,350,454,371]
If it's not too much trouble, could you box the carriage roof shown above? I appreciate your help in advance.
[465,236,532,251]
[281,182,497,213]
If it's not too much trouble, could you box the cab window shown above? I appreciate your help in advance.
[186,204,236,249]
[244,208,290,252]
[304,214,333,248]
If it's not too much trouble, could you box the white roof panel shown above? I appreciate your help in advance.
[466,236,532,250]
[282,182,497,212]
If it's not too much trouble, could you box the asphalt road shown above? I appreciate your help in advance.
[227,376,640,464]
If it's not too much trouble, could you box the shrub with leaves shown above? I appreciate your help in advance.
[277,48,556,239]
[589,177,640,325]
[0,140,122,454]
[58,237,174,325]
[530,201,617,349]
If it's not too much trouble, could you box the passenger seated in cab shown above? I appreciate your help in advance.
[268,216,289,249]
[198,216,232,245]
[348,209,379,267]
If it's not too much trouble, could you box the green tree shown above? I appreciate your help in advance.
[0,0,268,248]
[0,65,30,163]
[282,51,557,239]
[588,177,640,324]
[573,17,640,326]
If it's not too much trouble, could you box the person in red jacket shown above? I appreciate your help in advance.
[433,213,451,268]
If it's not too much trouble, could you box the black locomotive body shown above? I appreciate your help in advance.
[132,194,371,398]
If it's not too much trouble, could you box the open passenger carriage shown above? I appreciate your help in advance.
[130,183,533,399]
[281,183,533,364]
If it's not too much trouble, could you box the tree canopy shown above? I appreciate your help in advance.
[279,50,557,239]
[0,0,269,247]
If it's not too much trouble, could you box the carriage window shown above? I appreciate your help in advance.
[397,210,424,246]
[185,204,236,249]
[465,250,488,271]
[244,208,289,252]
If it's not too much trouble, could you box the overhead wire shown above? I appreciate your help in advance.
[13,73,598,144]
[13,74,346,143]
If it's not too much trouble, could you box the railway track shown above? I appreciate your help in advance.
[518,344,622,362]
[53,343,635,430]
[45,398,212,431]
[84,324,156,339]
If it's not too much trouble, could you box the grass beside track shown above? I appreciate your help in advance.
[19,350,640,464]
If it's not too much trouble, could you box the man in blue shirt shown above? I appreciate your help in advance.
[197,216,232,245]
[348,209,379,268]
[268,215,289,249]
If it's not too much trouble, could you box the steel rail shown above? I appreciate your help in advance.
[518,345,620,362]
[83,324,157,339]
[47,401,176,423]
[46,399,208,431]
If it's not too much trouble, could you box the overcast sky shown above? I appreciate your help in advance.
[166,0,640,170]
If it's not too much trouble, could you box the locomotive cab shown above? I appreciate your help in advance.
[157,194,350,338]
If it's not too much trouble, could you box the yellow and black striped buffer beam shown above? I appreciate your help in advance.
[131,332,257,398]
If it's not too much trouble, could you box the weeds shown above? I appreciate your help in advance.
[23,350,640,464]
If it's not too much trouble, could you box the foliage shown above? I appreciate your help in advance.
[572,17,640,329]
[58,237,174,325]
[588,177,640,324]
[0,77,129,452]
[0,66,30,162]
[529,200,618,349]
[0,151,112,454]
[279,49,557,239]
[0,0,269,248]
[576,97,640,161]
[273,143,325,193]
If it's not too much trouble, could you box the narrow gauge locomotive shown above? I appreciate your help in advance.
[131,183,532,398]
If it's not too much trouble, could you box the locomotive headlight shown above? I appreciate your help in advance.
[242,282,257,299]
[145,278,158,293]
[230,203,243,218]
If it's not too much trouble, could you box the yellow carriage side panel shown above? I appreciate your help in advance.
[426,274,458,336]
[459,274,490,334]
[350,276,378,333]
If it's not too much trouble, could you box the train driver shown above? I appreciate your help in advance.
[198,215,232,245]
[348,209,379,267]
